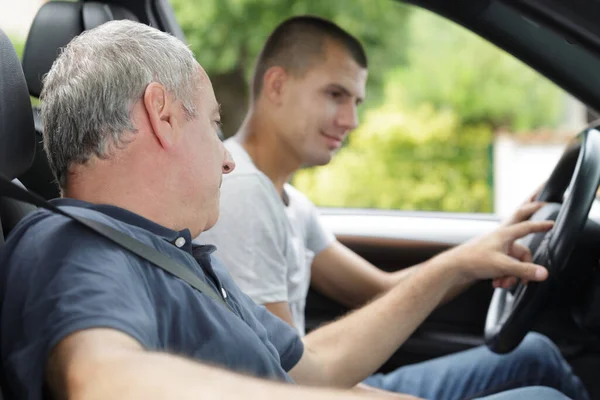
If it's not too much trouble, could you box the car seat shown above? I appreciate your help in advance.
[17,1,139,200]
[0,24,38,400]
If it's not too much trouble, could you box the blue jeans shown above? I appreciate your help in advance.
[363,332,589,400]
[475,387,571,400]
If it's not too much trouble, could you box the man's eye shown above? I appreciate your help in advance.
[214,120,223,128]
[328,91,343,99]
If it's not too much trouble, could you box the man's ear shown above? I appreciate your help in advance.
[144,82,175,149]
[262,66,288,105]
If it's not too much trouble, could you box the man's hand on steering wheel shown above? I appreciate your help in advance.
[493,190,547,289]
[484,130,600,353]
[442,219,554,287]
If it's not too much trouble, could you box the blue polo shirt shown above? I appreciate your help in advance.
[0,199,303,400]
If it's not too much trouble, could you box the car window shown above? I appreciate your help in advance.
[171,0,591,219]
[0,0,39,41]
[2,0,40,106]
[7,0,593,219]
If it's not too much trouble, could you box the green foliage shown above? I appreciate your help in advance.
[293,92,493,212]
[170,0,411,106]
[392,9,563,131]
[293,7,564,213]
[9,37,25,58]
[170,1,564,213]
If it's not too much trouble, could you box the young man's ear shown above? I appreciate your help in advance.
[144,82,175,149]
[262,66,287,106]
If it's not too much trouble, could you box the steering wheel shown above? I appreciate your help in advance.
[484,127,600,354]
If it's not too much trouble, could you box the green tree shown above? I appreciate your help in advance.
[170,0,412,137]
[393,8,563,131]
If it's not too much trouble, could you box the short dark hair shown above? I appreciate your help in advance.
[251,15,368,100]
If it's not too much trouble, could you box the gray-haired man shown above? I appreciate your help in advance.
[0,20,577,400]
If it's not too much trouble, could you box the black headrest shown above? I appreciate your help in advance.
[22,1,139,98]
[0,29,35,180]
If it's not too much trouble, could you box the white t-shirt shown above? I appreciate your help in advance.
[196,139,335,335]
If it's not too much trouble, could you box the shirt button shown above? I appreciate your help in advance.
[175,237,186,248]
[221,287,228,299]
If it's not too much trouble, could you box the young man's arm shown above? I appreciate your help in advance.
[309,200,546,309]
[46,328,421,400]
[310,240,406,308]
[264,301,296,327]
[289,219,552,388]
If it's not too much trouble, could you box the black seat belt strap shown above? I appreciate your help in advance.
[0,176,234,314]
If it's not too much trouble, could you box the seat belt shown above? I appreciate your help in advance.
[0,175,235,314]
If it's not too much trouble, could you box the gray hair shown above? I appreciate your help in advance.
[41,20,199,188]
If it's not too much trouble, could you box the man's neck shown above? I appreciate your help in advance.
[63,165,209,238]
[236,111,301,195]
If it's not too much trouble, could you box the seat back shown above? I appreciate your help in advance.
[0,26,38,400]
[0,29,37,244]
[18,1,139,200]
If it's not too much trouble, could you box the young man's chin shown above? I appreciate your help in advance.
[301,150,335,168]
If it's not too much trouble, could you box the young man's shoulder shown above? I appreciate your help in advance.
[284,183,314,206]
[221,138,282,203]
[223,138,261,177]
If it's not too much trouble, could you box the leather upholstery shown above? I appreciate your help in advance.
[0,29,35,181]
[23,1,139,98]
[0,33,36,400]
[0,29,37,243]
[18,2,138,199]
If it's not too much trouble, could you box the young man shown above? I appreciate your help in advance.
[197,16,589,399]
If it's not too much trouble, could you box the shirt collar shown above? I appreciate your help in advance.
[50,198,194,250]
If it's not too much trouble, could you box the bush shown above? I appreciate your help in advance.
[293,100,493,213]
[394,8,563,132]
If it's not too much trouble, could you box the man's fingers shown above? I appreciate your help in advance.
[528,182,546,202]
[501,256,548,282]
[490,222,547,286]
[502,199,546,227]
[509,242,532,263]
[513,202,545,223]
[503,220,554,242]
[493,276,518,289]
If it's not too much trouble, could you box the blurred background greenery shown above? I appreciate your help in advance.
[10,0,566,213]
[169,0,564,214]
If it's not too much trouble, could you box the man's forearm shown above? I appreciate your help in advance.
[354,382,422,399]
[310,243,467,311]
[389,264,474,305]
[297,255,459,388]
[298,217,552,388]
[64,350,413,400]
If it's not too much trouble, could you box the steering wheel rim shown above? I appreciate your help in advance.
[485,128,600,354]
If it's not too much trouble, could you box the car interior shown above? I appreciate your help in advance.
[3,0,600,398]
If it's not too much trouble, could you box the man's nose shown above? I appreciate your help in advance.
[337,103,359,131]
[222,148,236,174]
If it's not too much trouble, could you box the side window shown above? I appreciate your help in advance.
[3,16,26,57]
[2,0,42,106]
[291,6,587,217]
[0,1,39,45]
[171,0,588,217]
